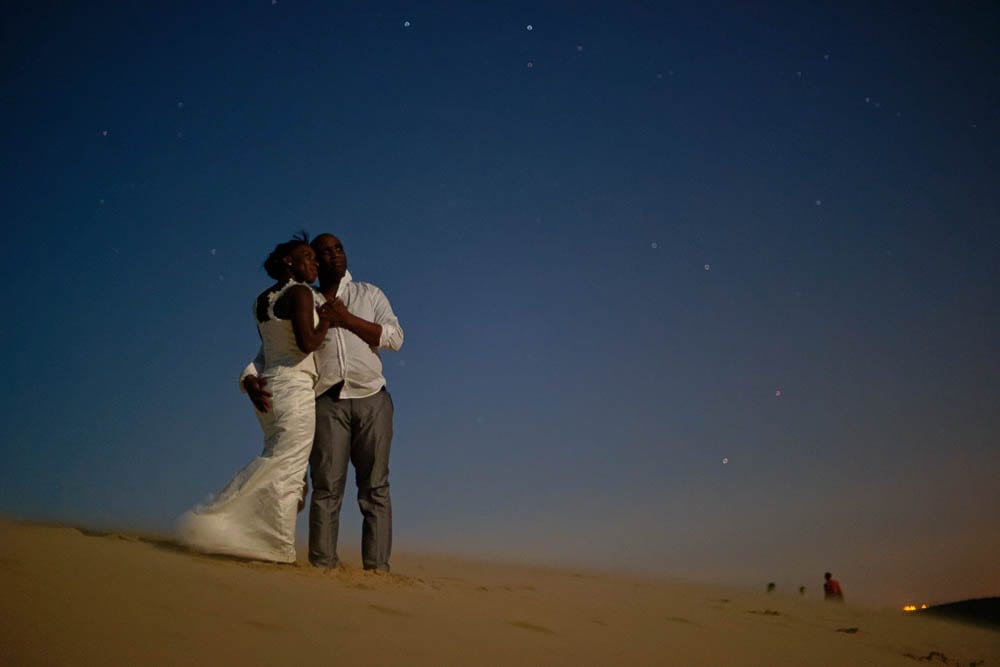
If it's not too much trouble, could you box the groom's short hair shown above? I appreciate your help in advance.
[311,233,337,249]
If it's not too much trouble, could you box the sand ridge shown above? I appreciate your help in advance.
[1,518,996,666]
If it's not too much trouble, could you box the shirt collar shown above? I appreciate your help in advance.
[336,269,353,298]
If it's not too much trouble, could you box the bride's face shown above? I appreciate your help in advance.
[285,245,319,284]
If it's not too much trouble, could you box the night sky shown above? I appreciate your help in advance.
[2,2,998,607]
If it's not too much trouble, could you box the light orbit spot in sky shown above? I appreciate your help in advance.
[526,61,534,69]
[775,389,782,397]
[526,24,533,31]
[576,45,584,52]
[722,457,728,465]
[403,20,410,28]
[651,242,658,249]
[815,199,822,206]
[210,248,217,256]
[704,264,711,271]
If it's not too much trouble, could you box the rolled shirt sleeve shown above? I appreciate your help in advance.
[370,286,404,351]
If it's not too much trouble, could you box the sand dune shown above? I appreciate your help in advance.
[1,518,996,666]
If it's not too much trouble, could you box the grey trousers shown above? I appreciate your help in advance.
[308,387,393,571]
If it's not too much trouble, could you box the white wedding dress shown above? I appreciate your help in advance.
[178,281,319,563]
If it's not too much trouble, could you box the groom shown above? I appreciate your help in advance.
[241,233,404,572]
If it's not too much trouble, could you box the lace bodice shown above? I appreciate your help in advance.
[256,281,320,374]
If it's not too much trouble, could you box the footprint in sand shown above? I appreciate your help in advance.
[368,604,412,617]
[244,619,289,633]
[664,616,700,627]
[0,557,23,571]
[509,620,555,635]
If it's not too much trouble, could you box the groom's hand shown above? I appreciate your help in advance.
[324,298,352,327]
[243,376,273,413]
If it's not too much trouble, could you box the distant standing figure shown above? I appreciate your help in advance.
[823,572,844,601]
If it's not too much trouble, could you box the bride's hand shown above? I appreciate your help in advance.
[316,299,351,327]
[317,302,336,324]
[323,298,351,327]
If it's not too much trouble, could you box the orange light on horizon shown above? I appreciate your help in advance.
[902,604,928,612]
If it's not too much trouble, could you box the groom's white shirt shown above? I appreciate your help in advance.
[241,269,404,399]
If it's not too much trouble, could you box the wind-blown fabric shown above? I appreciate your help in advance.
[178,281,318,562]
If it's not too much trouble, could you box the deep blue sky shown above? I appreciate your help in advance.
[2,2,998,606]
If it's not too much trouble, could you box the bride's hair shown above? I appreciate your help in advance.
[263,231,311,280]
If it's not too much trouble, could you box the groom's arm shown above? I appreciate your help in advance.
[324,285,403,350]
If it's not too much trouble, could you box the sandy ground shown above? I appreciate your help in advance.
[1,518,996,666]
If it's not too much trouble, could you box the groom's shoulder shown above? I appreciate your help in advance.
[349,279,387,295]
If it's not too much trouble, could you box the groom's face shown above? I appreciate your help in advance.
[313,234,347,278]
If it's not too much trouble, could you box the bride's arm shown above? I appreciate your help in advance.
[281,285,331,353]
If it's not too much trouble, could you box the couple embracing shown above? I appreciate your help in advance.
[180,233,403,572]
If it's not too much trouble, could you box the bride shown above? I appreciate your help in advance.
[179,236,332,562]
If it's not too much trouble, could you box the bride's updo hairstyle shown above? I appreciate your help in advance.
[263,232,311,280]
